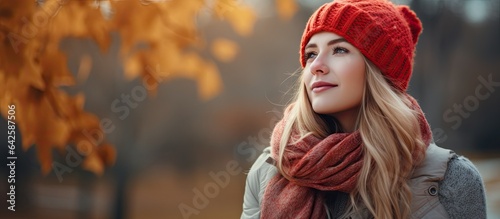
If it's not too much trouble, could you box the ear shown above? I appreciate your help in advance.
[398,5,423,45]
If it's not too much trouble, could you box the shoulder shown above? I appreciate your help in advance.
[247,147,275,180]
[245,147,278,201]
[438,149,487,218]
[412,144,454,179]
[439,154,485,197]
[443,155,484,184]
[242,147,278,218]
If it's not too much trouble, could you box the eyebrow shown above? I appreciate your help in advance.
[305,38,347,49]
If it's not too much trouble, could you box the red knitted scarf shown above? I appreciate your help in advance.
[261,95,431,218]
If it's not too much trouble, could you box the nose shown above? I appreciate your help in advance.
[309,55,329,75]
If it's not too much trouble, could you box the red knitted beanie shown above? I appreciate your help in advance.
[300,0,423,91]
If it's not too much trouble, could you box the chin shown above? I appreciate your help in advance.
[311,103,338,115]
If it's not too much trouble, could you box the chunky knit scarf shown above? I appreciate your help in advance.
[260,95,431,218]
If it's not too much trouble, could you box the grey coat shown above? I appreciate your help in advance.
[241,144,487,219]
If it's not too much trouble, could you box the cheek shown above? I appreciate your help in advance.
[339,59,365,89]
[302,67,312,83]
[302,68,313,94]
[351,65,366,89]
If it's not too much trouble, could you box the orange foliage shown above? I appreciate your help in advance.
[277,0,298,20]
[0,0,296,176]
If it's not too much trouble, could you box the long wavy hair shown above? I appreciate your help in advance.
[276,58,427,218]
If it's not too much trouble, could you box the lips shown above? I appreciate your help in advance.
[311,81,337,93]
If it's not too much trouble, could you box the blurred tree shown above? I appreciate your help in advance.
[0,0,298,176]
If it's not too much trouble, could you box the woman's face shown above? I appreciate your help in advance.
[303,32,366,124]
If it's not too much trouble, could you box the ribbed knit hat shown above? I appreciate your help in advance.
[300,0,423,91]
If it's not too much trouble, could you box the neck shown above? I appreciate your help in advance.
[332,107,360,133]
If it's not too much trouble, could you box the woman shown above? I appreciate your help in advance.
[241,0,487,218]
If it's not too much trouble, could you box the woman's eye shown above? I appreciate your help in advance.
[333,47,349,54]
[305,52,317,60]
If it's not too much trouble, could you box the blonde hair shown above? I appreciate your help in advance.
[276,58,427,218]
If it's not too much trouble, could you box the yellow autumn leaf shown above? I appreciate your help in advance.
[41,50,75,86]
[173,52,204,79]
[211,38,239,62]
[213,0,238,19]
[77,55,92,83]
[47,0,91,38]
[0,0,256,176]
[21,56,45,90]
[0,72,7,111]
[276,0,298,20]
[217,0,256,36]
[82,152,105,176]
[74,93,86,111]
[124,53,143,80]
[197,61,222,101]
[37,142,54,175]
[97,143,116,166]
[38,92,72,148]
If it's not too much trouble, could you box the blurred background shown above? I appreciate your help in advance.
[0,0,499,218]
